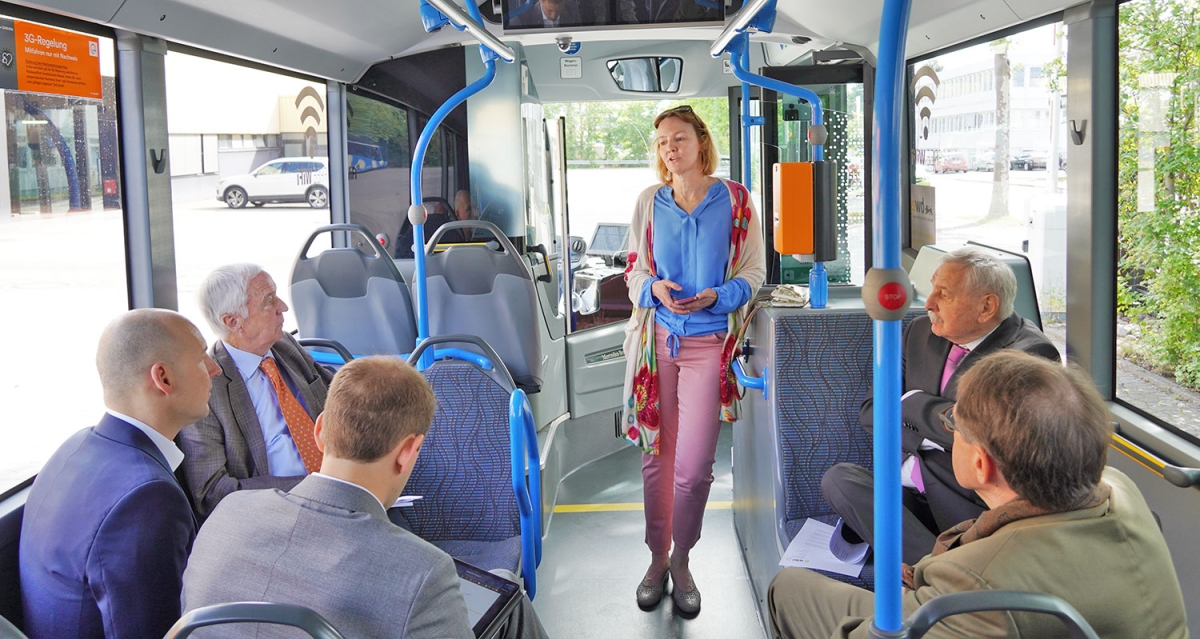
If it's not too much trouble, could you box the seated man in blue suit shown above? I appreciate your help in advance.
[178,263,334,521]
[182,357,548,639]
[20,309,221,639]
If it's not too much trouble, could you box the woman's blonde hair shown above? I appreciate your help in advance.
[651,105,719,183]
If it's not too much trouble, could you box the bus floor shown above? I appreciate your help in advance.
[533,423,765,638]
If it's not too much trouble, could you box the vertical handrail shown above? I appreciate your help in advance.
[509,389,542,599]
[868,0,913,635]
[409,0,505,370]
[740,43,754,186]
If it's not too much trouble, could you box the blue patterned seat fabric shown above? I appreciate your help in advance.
[391,361,522,573]
[775,311,921,589]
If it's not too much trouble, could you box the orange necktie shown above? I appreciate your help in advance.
[260,356,322,473]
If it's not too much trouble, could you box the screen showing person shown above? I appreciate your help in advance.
[503,0,722,30]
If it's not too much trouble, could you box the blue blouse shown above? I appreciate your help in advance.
[638,180,753,347]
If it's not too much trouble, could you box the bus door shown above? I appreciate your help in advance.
[551,114,629,420]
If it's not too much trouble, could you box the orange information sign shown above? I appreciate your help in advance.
[12,20,101,99]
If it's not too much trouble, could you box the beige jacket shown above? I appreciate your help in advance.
[839,468,1189,639]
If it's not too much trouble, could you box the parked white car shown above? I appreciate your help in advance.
[216,156,330,208]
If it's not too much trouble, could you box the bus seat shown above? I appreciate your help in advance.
[909,243,1043,330]
[166,602,344,639]
[762,309,923,593]
[290,224,418,356]
[390,337,526,581]
[424,222,543,392]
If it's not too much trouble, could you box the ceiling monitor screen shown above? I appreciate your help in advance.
[503,0,724,32]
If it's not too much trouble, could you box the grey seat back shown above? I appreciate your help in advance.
[290,224,418,356]
[424,221,543,391]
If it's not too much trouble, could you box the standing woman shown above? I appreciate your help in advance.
[621,105,765,616]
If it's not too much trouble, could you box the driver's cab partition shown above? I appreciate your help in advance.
[733,286,922,632]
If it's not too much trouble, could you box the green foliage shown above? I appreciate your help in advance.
[1117,0,1200,388]
[544,98,730,164]
[346,94,413,166]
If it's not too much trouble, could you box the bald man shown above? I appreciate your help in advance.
[20,309,221,639]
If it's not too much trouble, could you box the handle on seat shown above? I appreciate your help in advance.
[407,334,515,388]
[424,221,520,257]
[905,591,1100,639]
[298,338,354,365]
[733,359,769,400]
[166,602,345,639]
[509,389,542,600]
[297,224,383,259]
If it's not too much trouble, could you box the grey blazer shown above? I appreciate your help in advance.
[181,474,475,639]
[177,333,334,521]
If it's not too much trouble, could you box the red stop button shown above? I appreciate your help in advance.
[878,282,907,310]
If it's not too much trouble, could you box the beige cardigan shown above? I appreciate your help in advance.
[620,179,766,453]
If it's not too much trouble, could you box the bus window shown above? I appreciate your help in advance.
[910,21,1068,333]
[347,91,411,254]
[545,98,729,332]
[1115,0,1200,440]
[0,19,124,494]
[165,52,331,347]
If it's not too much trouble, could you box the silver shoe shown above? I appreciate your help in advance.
[636,572,669,610]
[672,571,701,617]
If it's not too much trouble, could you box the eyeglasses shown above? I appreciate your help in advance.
[663,105,693,115]
[939,405,958,434]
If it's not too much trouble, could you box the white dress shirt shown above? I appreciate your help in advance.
[106,410,185,471]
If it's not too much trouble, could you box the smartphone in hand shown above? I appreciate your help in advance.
[674,295,697,305]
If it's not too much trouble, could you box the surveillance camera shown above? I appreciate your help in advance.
[556,36,573,53]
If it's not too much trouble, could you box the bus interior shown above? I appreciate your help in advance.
[2,0,1199,636]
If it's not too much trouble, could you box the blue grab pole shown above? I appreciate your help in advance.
[741,48,753,186]
[410,40,499,370]
[870,0,913,634]
[509,389,542,598]
[726,34,824,161]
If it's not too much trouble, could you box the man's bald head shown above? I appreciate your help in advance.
[96,309,202,404]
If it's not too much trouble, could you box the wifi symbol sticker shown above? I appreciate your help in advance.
[294,86,325,158]
[912,65,940,142]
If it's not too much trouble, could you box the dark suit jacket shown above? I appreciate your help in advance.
[181,474,475,639]
[177,333,333,521]
[19,414,196,639]
[860,312,1060,528]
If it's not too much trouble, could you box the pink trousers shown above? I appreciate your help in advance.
[643,328,725,554]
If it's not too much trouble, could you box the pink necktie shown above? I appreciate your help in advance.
[940,345,970,393]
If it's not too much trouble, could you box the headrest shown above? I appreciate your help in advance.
[300,248,405,299]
